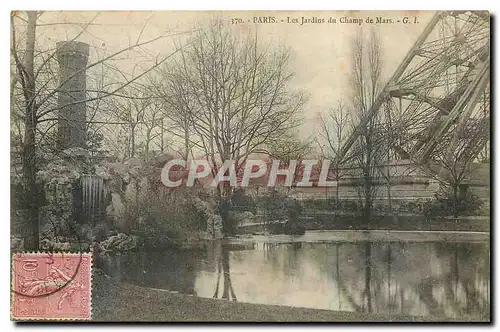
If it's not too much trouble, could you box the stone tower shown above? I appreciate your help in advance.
[56,41,90,150]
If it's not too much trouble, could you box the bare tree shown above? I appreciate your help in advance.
[429,117,486,218]
[317,100,351,204]
[375,102,397,214]
[156,21,306,197]
[266,132,312,189]
[142,98,165,157]
[152,63,196,160]
[348,29,386,224]
[105,84,154,159]
[10,11,193,250]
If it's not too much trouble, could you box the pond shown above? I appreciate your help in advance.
[101,230,490,321]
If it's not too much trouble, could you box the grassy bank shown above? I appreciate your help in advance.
[91,270,480,322]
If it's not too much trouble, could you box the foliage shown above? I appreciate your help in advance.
[255,191,305,235]
[131,190,210,249]
[231,188,257,214]
[227,211,255,227]
[300,198,361,213]
[423,192,484,218]
[97,158,221,248]
[255,190,289,223]
[301,198,333,211]
[397,199,431,214]
[86,130,105,155]
[285,199,306,234]
[286,199,303,222]
[92,223,109,243]
[299,195,484,218]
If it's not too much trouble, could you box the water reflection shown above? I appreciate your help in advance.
[102,250,201,295]
[212,243,237,301]
[102,234,490,320]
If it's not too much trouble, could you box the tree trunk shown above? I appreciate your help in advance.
[130,125,136,158]
[218,182,234,235]
[387,183,392,212]
[145,130,151,156]
[364,242,372,313]
[334,169,340,223]
[386,151,392,214]
[22,11,39,250]
[183,124,189,160]
[453,185,459,218]
[335,175,340,204]
[363,172,373,226]
[160,118,164,153]
[335,164,340,203]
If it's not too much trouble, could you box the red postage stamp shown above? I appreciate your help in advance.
[11,252,92,321]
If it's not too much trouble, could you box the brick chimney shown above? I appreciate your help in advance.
[56,41,89,150]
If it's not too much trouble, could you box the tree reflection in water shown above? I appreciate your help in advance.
[101,237,489,320]
[102,250,200,296]
[363,242,372,313]
[332,241,489,320]
[213,243,237,301]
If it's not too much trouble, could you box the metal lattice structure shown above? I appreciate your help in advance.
[338,11,490,177]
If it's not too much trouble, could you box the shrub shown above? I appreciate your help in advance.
[256,190,289,223]
[92,223,109,243]
[231,188,257,213]
[341,200,360,213]
[302,198,335,211]
[131,189,210,249]
[423,191,484,218]
[286,199,303,222]
[373,203,389,213]
[265,199,305,235]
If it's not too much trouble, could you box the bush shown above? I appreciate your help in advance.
[132,190,210,249]
[340,200,360,213]
[231,188,257,213]
[286,199,303,222]
[302,198,334,211]
[256,190,289,222]
[227,211,255,226]
[217,197,235,235]
[373,203,390,213]
[288,198,364,213]
[92,223,109,243]
[266,199,305,235]
[423,191,484,218]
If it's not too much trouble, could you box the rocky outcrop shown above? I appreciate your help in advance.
[99,233,139,252]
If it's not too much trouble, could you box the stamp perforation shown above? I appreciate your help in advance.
[11,251,93,321]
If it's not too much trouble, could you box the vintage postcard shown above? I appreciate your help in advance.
[10,10,490,322]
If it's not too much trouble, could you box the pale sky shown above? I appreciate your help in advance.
[13,10,436,140]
